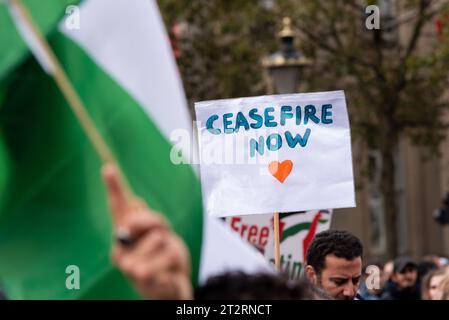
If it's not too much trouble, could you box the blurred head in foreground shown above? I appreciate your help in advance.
[195,271,328,300]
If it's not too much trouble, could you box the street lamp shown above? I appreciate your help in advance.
[262,17,311,94]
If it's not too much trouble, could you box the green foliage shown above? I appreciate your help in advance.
[158,0,278,108]
[158,0,449,152]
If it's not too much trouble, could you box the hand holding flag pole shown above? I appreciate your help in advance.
[7,0,194,299]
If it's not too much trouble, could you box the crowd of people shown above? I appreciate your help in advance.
[358,255,449,300]
[103,163,449,300]
[2,164,447,301]
[197,235,449,300]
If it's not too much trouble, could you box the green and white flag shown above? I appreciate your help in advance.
[0,0,269,299]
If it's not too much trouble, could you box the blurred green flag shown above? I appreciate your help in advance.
[0,0,203,299]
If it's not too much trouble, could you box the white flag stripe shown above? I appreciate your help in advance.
[60,0,192,144]
[58,0,271,280]
[199,217,274,284]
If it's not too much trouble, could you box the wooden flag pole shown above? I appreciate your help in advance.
[11,0,134,200]
[273,212,281,272]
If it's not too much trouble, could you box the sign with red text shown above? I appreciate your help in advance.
[195,91,355,217]
[226,210,333,279]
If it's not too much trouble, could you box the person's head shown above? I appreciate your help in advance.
[440,275,449,300]
[195,271,318,300]
[391,256,418,290]
[422,269,449,300]
[304,230,363,300]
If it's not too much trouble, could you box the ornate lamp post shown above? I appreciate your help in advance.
[263,17,311,94]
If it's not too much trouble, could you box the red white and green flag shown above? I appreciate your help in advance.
[227,210,333,280]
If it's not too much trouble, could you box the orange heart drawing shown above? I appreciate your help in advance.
[268,160,293,183]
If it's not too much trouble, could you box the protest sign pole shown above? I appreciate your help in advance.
[273,212,281,272]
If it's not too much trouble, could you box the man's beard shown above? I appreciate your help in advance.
[316,278,355,300]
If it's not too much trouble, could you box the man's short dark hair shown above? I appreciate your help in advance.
[306,230,363,275]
